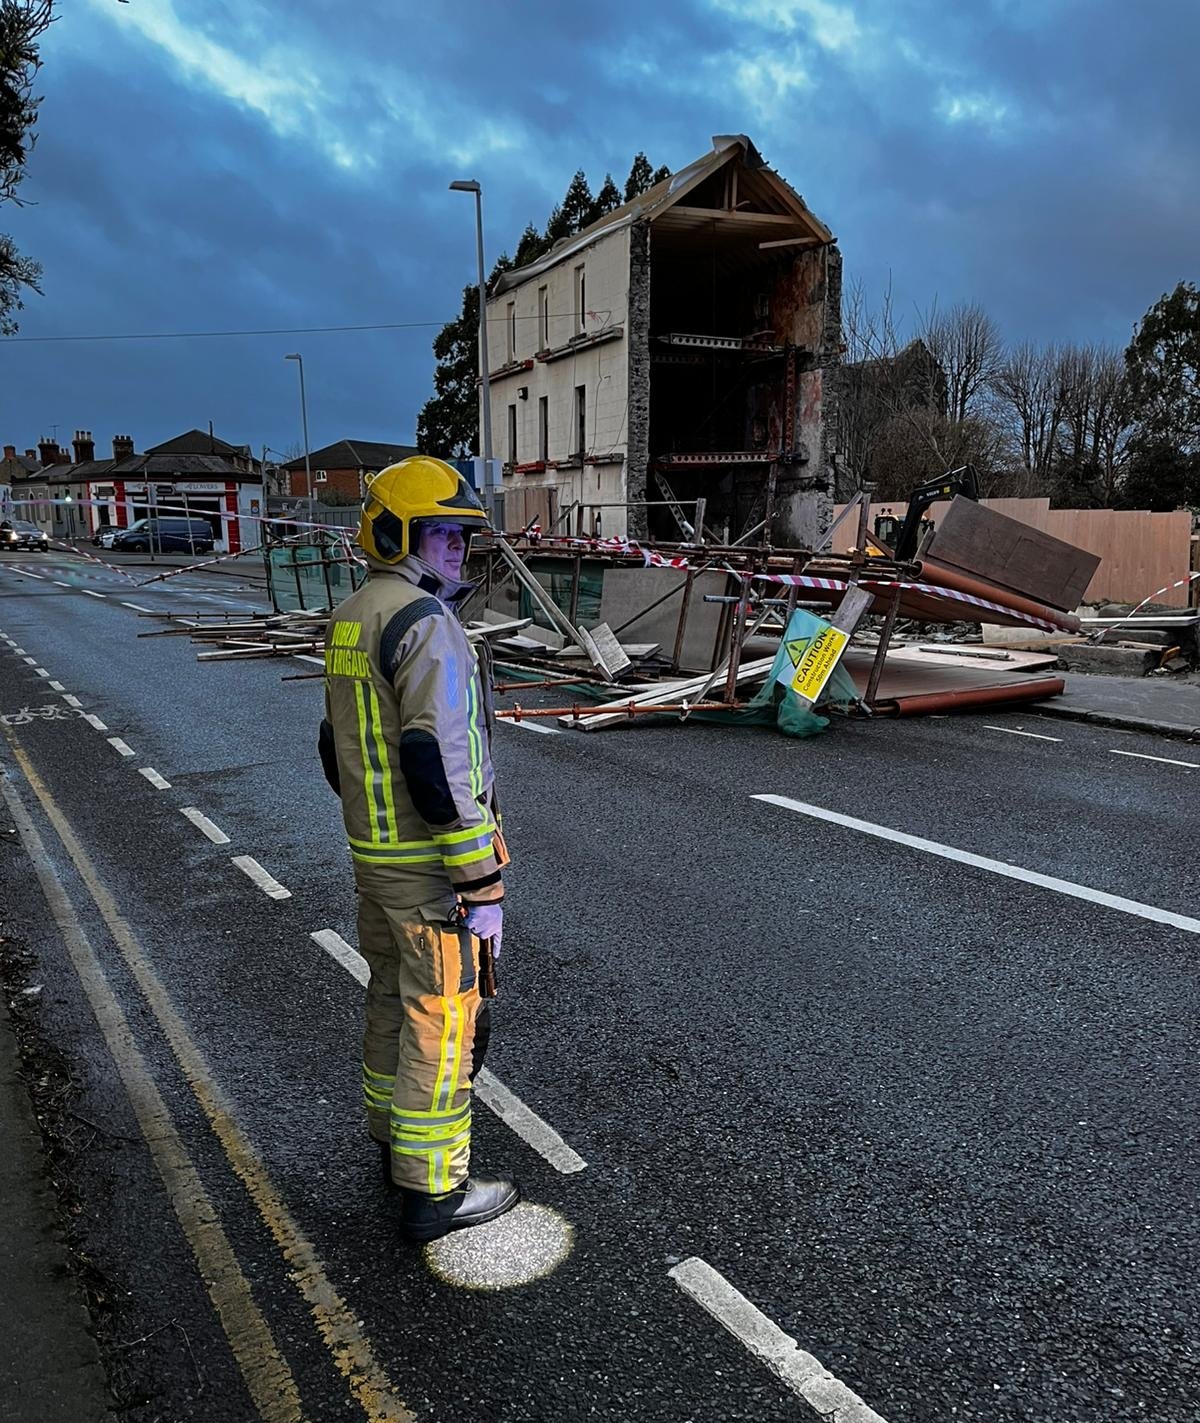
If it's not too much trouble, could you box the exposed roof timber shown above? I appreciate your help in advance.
[491,134,832,296]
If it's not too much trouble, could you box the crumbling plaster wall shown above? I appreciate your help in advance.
[625,220,651,540]
[775,242,840,548]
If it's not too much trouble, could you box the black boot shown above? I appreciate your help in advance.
[377,1140,397,1191]
[399,1173,519,1243]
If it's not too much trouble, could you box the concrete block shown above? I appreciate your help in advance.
[1099,627,1174,647]
[1056,644,1158,677]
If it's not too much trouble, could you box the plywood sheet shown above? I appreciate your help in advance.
[924,497,1100,611]
[597,568,728,672]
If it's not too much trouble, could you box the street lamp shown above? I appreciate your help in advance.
[284,352,314,528]
[449,179,495,504]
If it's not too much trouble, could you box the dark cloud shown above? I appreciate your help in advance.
[1,0,1195,455]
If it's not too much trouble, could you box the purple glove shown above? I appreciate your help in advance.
[464,902,503,959]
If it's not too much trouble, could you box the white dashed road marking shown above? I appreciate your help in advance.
[1109,749,1199,769]
[309,928,587,1173]
[108,737,136,758]
[54,580,71,588]
[755,794,1200,937]
[34,667,49,677]
[982,724,1062,742]
[62,694,82,708]
[81,713,109,732]
[22,656,35,664]
[49,680,65,691]
[82,589,106,599]
[669,1257,890,1422]
[232,855,291,899]
[138,767,172,790]
[180,806,231,845]
[122,602,154,613]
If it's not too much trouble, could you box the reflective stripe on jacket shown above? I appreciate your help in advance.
[324,557,503,909]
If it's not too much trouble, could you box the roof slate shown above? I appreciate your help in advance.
[281,439,418,471]
[144,428,248,457]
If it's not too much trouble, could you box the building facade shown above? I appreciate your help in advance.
[484,134,842,546]
[7,430,264,551]
[281,440,420,502]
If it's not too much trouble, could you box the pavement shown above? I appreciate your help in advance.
[1034,670,1200,741]
[0,1001,108,1421]
[2,547,1199,1422]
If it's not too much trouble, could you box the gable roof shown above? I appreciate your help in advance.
[281,439,419,471]
[493,134,835,295]
[145,428,248,457]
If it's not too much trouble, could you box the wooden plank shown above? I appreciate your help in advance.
[924,497,1100,612]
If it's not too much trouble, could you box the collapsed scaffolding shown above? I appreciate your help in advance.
[149,475,1095,735]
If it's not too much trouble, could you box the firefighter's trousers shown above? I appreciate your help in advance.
[358,894,490,1194]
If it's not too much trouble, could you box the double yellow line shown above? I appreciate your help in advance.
[1,733,414,1423]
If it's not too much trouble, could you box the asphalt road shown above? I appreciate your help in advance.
[1,548,1198,1423]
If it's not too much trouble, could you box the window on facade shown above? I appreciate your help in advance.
[574,265,586,335]
[538,396,549,462]
[506,301,516,362]
[507,404,518,466]
[315,469,328,484]
[574,385,586,457]
[538,286,549,349]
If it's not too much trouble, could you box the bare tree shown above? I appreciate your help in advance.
[990,341,1074,488]
[919,301,1003,426]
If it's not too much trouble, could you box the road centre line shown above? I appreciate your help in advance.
[982,724,1062,742]
[122,602,154,613]
[48,680,65,691]
[232,855,291,899]
[1110,749,1199,770]
[0,738,416,1423]
[54,580,71,588]
[62,694,82,708]
[81,713,109,732]
[309,929,587,1174]
[754,794,1200,938]
[108,737,136,758]
[180,806,230,844]
[22,655,35,664]
[669,1257,890,1422]
[82,589,106,599]
[138,767,172,789]
[12,647,26,654]
[34,667,49,677]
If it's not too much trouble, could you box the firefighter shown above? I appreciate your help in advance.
[319,456,518,1243]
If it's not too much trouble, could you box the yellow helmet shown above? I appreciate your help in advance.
[358,456,490,563]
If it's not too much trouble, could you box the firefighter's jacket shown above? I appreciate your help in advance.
[323,554,504,911]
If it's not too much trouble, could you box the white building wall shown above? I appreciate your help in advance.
[485,225,632,535]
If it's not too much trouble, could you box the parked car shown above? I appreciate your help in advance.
[92,526,118,549]
[111,517,215,554]
[1,519,49,552]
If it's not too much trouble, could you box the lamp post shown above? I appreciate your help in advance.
[448,179,494,505]
[284,352,314,529]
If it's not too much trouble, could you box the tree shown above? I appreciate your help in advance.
[587,173,622,226]
[1125,281,1200,453]
[558,169,594,235]
[1,0,53,334]
[624,153,654,201]
[919,301,1002,426]
[990,341,1074,489]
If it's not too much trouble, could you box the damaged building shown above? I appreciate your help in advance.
[484,134,841,547]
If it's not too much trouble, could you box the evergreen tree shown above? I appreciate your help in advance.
[624,152,654,201]
[1125,281,1200,453]
[559,169,595,234]
[588,173,622,225]
[651,163,671,185]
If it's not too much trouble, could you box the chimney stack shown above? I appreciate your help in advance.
[3,445,14,459]
[38,438,60,468]
[72,429,95,464]
[112,433,135,461]
[24,449,36,460]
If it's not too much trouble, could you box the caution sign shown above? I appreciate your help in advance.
[789,623,850,704]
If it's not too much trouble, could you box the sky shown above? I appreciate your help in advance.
[1,0,1196,460]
